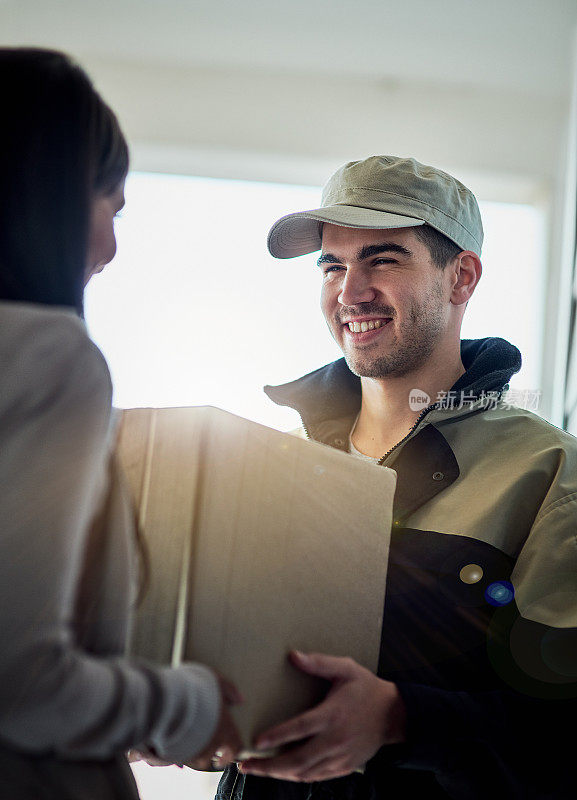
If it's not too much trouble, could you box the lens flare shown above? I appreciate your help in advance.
[485,580,515,607]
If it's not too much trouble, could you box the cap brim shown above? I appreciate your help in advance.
[267,205,426,258]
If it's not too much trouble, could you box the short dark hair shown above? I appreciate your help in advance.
[0,48,129,314]
[413,224,461,268]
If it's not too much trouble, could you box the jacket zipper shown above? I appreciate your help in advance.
[226,768,240,800]
[300,405,438,464]
[377,404,438,465]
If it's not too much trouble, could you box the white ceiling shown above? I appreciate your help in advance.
[1,0,576,204]
[1,0,576,98]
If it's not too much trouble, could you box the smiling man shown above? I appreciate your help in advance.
[318,230,450,380]
[216,156,577,799]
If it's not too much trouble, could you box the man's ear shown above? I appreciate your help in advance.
[450,251,482,306]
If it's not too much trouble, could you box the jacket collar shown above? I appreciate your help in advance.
[264,337,522,435]
[265,337,521,525]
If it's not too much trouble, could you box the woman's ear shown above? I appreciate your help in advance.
[450,251,482,306]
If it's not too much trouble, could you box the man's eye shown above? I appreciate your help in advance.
[323,265,343,274]
[373,258,396,265]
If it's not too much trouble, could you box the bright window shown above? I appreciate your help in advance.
[85,172,546,432]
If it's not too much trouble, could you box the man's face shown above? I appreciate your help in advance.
[319,224,456,379]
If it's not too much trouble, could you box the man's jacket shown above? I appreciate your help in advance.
[217,337,577,800]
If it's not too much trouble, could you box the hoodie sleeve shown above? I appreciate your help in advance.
[0,312,220,764]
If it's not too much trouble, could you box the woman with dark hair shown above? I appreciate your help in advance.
[0,48,241,799]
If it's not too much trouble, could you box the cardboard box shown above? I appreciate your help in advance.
[116,406,396,757]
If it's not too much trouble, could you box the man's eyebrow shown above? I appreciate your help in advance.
[317,242,412,267]
[317,252,343,267]
[357,242,413,260]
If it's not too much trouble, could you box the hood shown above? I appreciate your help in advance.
[264,337,522,429]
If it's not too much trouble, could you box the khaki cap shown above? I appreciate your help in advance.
[267,155,483,258]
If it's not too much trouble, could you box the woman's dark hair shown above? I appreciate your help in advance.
[0,50,148,597]
[0,48,129,314]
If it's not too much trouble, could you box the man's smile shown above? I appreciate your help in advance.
[342,317,392,333]
[337,316,394,343]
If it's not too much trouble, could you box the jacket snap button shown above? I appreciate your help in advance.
[334,438,345,446]
[432,471,444,481]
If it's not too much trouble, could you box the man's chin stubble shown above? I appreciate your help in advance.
[343,341,437,380]
[345,356,415,379]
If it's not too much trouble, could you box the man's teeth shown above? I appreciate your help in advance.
[347,319,386,333]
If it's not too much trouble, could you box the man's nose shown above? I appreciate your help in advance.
[337,268,377,306]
